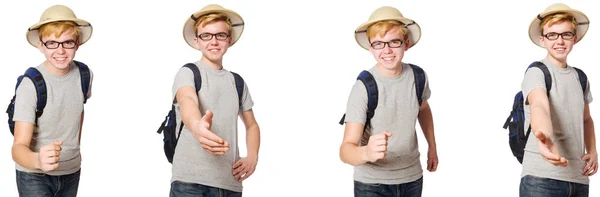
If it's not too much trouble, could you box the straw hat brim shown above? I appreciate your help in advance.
[529,9,589,47]
[355,17,421,50]
[183,8,244,50]
[26,18,92,48]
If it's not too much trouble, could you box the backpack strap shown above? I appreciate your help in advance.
[230,72,245,108]
[409,64,426,106]
[21,68,47,126]
[73,61,91,104]
[527,61,552,96]
[173,63,202,104]
[358,70,379,128]
[338,70,379,126]
[573,67,588,96]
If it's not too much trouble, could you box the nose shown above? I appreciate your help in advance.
[209,37,219,45]
[56,45,66,54]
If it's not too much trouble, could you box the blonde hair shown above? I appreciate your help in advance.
[540,13,577,34]
[194,13,232,34]
[367,20,409,41]
[39,21,80,41]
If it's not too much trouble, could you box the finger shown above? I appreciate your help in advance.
[432,160,438,172]
[383,131,392,137]
[223,141,230,148]
[233,166,247,178]
[199,136,225,147]
[374,145,386,152]
[239,168,255,182]
[427,160,432,171]
[233,160,243,169]
[202,110,213,122]
[53,141,63,146]
[200,131,224,145]
[206,145,229,153]
[539,149,561,162]
[583,159,594,175]
[582,154,591,161]
[201,145,225,155]
[590,163,598,176]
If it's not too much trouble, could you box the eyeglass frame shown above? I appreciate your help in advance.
[196,32,231,41]
[542,31,576,41]
[369,39,406,50]
[40,39,78,49]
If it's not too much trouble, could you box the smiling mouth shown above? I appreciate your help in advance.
[382,57,394,61]
[54,57,67,61]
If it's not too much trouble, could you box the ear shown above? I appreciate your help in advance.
[194,36,202,50]
[404,39,411,51]
[539,35,545,47]
[573,34,578,44]
[37,40,44,53]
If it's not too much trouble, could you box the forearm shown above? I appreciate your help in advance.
[12,144,39,170]
[179,97,202,131]
[530,103,553,137]
[418,107,436,148]
[584,118,596,154]
[340,143,368,166]
[245,123,260,157]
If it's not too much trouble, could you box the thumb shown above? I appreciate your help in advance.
[203,110,214,121]
[54,141,63,146]
[383,131,392,138]
[582,154,591,161]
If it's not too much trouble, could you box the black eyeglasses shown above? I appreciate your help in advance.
[370,39,405,49]
[41,40,77,49]
[197,32,230,41]
[543,32,575,41]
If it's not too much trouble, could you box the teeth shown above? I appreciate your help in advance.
[383,57,393,61]
[55,57,66,61]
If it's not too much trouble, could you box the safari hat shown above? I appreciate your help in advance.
[355,6,421,50]
[26,5,92,47]
[183,4,244,50]
[529,3,589,47]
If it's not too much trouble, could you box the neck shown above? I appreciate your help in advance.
[201,56,223,70]
[43,61,70,76]
[376,62,403,78]
[546,54,567,68]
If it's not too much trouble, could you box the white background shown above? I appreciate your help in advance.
[1,0,599,196]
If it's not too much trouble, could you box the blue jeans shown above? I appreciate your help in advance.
[170,181,242,197]
[354,176,423,197]
[520,175,589,197]
[16,169,81,197]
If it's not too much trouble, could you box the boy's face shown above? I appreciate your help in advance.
[37,30,78,71]
[539,20,577,62]
[368,27,409,70]
[194,20,232,62]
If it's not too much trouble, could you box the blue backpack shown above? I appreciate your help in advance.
[339,64,427,144]
[502,61,587,164]
[156,63,245,164]
[6,61,91,135]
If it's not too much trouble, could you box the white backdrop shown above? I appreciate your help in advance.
[1,0,599,196]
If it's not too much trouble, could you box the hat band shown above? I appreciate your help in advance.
[354,21,416,34]
[536,13,589,25]
[189,14,244,27]
[28,23,91,31]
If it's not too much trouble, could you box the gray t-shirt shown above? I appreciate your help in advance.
[13,62,93,176]
[344,63,431,184]
[521,58,593,185]
[171,61,253,192]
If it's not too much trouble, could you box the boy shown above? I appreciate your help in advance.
[339,6,438,197]
[170,4,260,196]
[11,5,93,197]
[520,3,596,196]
